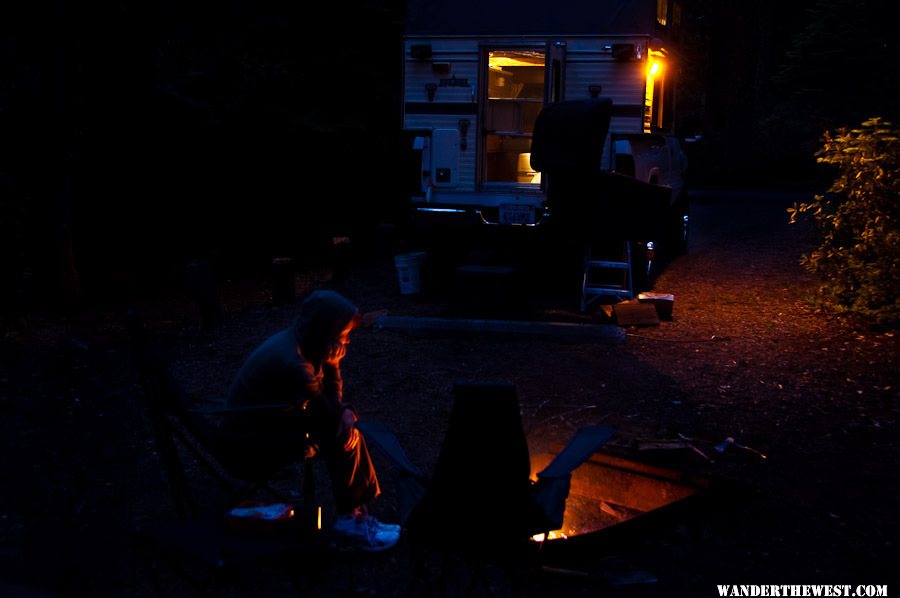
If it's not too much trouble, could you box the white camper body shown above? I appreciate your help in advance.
[402,0,682,228]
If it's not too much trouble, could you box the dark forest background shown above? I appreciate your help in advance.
[1,0,896,309]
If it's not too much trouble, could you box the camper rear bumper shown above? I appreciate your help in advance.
[412,205,551,228]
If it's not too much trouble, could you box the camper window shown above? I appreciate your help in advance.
[484,49,546,185]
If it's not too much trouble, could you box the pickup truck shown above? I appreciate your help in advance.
[613,133,690,256]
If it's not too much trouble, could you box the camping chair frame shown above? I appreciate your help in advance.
[126,310,326,596]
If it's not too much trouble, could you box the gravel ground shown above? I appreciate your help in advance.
[1,188,897,597]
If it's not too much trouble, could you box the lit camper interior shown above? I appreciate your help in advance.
[485,49,545,185]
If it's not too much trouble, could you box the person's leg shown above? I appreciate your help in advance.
[323,427,400,550]
[323,426,380,514]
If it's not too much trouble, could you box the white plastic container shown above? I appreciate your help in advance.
[394,252,427,295]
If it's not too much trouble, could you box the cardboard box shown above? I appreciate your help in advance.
[637,292,675,320]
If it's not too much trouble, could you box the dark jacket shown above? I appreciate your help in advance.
[226,290,359,424]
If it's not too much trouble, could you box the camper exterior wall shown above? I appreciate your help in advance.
[402,33,662,225]
[404,46,478,104]
[403,37,649,124]
[564,42,647,134]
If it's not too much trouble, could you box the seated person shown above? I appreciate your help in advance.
[225,289,399,550]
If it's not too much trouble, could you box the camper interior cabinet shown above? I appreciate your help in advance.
[484,49,546,186]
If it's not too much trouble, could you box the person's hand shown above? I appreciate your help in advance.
[324,342,348,367]
[336,407,359,451]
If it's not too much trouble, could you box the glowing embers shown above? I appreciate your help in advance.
[531,530,568,542]
[529,450,709,543]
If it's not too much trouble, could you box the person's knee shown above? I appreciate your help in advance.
[342,427,361,452]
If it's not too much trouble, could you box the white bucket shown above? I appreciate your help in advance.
[394,252,427,295]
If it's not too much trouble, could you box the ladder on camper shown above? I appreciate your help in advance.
[580,240,633,311]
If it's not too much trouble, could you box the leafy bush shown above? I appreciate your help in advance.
[788,118,900,326]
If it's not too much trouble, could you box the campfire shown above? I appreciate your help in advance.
[529,449,710,542]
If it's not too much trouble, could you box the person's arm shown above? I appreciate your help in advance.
[293,342,344,417]
[321,361,359,446]
[336,405,359,449]
[321,362,343,404]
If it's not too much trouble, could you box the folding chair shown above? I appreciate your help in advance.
[126,310,327,596]
[358,381,615,597]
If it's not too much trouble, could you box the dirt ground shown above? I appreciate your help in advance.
[1,188,898,597]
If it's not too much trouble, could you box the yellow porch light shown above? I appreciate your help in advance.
[647,49,666,78]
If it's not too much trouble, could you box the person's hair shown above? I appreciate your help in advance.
[292,290,359,361]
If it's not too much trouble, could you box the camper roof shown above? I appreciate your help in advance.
[405,0,660,36]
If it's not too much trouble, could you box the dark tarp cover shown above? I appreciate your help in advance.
[530,98,673,239]
[405,0,656,36]
[530,98,613,172]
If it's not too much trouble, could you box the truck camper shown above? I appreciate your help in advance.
[402,0,688,303]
